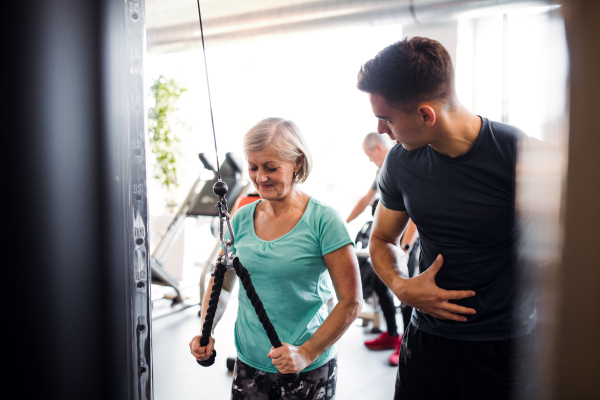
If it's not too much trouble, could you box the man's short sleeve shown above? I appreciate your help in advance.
[318,207,354,257]
[378,146,407,211]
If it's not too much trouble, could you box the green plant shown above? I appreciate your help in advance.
[148,75,187,207]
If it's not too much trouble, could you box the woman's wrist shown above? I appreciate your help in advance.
[299,343,317,365]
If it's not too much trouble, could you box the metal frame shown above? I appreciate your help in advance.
[149,173,208,318]
[123,0,153,398]
[149,153,249,319]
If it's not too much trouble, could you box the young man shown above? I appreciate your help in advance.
[357,37,536,399]
[347,133,419,366]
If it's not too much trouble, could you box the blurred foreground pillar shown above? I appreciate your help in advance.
[3,0,151,399]
[551,1,600,398]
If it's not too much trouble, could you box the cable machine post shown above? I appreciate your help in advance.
[193,0,299,384]
[123,0,153,397]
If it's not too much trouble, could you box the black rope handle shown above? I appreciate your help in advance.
[197,262,227,367]
[233,257,300,383]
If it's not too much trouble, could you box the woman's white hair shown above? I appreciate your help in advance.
[243,117,313,184]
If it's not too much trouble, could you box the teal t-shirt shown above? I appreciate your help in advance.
[222,197,353,373]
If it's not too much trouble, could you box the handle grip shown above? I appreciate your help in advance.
[196,350,216,367]
[277,371,300,383]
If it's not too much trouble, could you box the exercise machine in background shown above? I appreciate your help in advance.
[151,152,249,318]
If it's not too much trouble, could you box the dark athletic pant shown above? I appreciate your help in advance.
[231,358,337,400]
[395,323,536,400]
[373,276,399,336]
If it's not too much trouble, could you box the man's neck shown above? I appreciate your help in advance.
[429,105,482,158]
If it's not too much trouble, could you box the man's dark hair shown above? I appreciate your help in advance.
[357,37,455,110]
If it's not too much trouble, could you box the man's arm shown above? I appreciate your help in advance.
[369,202,477,322]
[346,188,378,223]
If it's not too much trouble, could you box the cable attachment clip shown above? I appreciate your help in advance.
[214,180,235,270]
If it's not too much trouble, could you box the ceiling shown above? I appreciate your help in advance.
[145,0,553,54]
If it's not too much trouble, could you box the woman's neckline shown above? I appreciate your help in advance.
[251,197,312,243]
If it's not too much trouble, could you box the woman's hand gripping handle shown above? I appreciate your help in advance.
[193,261,227,367]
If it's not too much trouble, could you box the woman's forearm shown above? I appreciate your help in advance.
[300,297,362,363]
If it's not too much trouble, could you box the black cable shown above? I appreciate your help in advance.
[233,257,299,383]
[195,0,221,181]
[409,0,422,25]
[233,257,282,348]
[193,3,297,381]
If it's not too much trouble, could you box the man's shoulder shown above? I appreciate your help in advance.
[387,143,413,162]
[484,118,527,144]
[481,117,529,164]
[385,143,428,170]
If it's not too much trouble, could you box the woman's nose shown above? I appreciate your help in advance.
[256,171,268,183]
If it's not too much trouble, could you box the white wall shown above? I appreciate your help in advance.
[145,6,568,239]
[146,24,406,235]
[403,21,459,66]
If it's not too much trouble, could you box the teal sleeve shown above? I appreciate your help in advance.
[318,208,354,256]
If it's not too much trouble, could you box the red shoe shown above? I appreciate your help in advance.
[364,331,401,351]
[388,338,402,366]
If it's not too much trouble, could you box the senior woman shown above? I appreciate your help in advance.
[190,117,362,399]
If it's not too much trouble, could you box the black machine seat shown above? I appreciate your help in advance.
[188,152,245,216]
[150,152,248,306]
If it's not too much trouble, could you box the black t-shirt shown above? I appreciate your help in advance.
[379,117,536,341]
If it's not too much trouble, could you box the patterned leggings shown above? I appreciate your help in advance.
[231,358,337,400]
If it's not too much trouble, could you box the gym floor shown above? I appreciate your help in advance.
[153,283,399,399]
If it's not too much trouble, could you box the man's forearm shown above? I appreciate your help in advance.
[346,197,369,223]
[369,237,409,298]
[347,189,377,223]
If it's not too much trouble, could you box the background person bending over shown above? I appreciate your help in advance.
[358,37,536,399]
[190,118,362,400]
[345,132,390,224]
[347,132,418,366]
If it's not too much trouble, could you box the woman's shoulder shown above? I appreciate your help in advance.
[305,197,345,225]
[232,200,259,223]
[303,197,352,248]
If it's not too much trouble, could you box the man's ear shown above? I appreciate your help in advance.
[419,105,436,126]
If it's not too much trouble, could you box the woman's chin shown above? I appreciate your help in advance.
[257,190,274,200]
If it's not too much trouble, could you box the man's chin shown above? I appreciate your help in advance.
[400,142,425,151]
